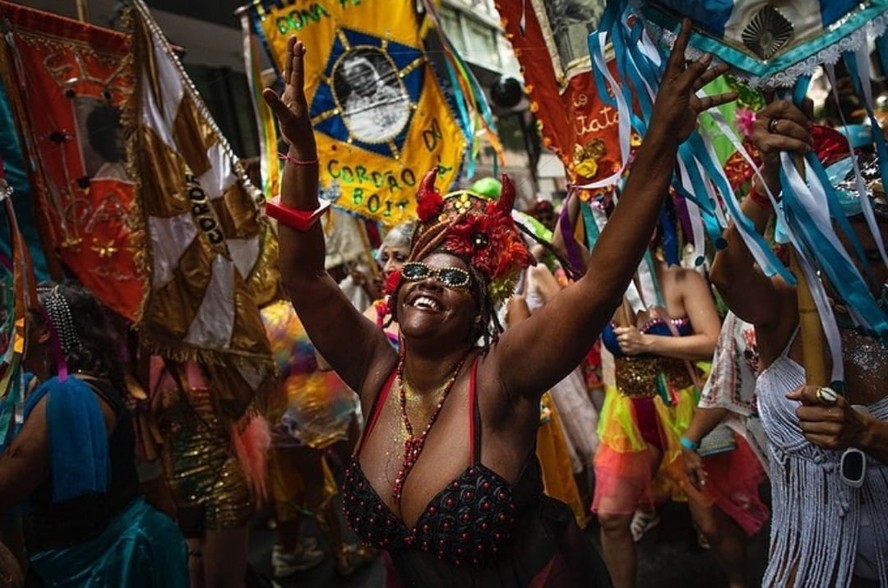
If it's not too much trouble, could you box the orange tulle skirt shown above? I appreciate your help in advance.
[592,383,695,515]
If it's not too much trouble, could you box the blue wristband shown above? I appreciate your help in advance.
[680,436,699,451]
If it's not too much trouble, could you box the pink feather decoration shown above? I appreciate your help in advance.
[231,413,272,504]
[735,108,756,140]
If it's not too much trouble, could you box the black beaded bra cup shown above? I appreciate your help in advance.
[342,360,526,566]
[343,461,517,565]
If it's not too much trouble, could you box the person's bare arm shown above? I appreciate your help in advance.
[711,99,811,327]
[681,406,730,490]
[615,270,721,361]
[493,21,736,399]
[711,195,793,327]
[263,38,394,392]
[0,399,49,512]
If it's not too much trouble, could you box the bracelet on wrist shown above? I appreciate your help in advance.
[278,152,319,166]
[265,196,330,231]
[679,436,699,452]
[748,181,773,210]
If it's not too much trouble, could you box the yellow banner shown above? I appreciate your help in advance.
[247,0,466,225]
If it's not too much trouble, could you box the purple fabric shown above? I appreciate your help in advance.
[559,193,585,274]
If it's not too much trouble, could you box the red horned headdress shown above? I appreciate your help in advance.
[393,168,534,305]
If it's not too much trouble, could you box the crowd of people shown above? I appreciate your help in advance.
[0,17,886,588]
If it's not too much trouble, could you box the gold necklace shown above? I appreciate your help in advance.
[391,355,468,503]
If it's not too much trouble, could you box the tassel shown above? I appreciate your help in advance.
[231,411,272,504]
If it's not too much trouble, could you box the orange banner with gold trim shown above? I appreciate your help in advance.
[0,1,141,319]
[494,0,623,188]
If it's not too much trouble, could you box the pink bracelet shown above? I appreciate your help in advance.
[278,152,319,166]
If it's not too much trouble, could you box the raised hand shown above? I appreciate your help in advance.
[262,36,316,160]
[649,19,736,143]
[751,99,813,191]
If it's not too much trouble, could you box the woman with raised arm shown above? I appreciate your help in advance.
[710,99,888,587]
[262,21,734,587]
[593,232,723,588]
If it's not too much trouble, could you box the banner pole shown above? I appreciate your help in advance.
[75,0,89,23]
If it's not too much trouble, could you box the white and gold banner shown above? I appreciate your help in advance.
[129,0,277,418]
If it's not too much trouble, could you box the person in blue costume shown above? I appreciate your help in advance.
[0,282,188,587]
[262,22,735,587]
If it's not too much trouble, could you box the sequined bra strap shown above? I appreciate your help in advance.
[355,366,399,456]
[468,357,482,466]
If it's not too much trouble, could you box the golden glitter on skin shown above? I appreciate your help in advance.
[840,327,888,406]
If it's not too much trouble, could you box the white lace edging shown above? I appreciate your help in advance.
[650,9,888,89]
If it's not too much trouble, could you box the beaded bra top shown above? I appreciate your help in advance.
[343,360,535,566]
[601,316,692,358]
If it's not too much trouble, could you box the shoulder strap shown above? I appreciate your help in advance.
[469,358,482,465]
[355,366,399,456]
[81,377,125,420]
[660,313,703,391]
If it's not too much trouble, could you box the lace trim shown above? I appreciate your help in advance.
[651,10,888,89]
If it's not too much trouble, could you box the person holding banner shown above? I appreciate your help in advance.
[263,21,735,587]
[0,282,187,587]
[710,99,888,588]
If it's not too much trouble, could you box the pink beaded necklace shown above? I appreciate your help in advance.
[391,355,468,503]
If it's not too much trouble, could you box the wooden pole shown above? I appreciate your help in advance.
[75,0,89,23]
[790,249,828,386]
[789,150,828,387]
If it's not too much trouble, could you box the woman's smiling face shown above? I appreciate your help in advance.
[396,252,478,343]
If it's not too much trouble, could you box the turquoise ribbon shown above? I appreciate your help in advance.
[581,201,602,251]
[641,2,888,84]
[442,57,473,177]
[780,163,888,342]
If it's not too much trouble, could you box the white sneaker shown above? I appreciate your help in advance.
[271,538,325,577]
[629,509,660,543]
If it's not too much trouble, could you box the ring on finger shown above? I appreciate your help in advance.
[815,386,838,406]
[768,117,780,134]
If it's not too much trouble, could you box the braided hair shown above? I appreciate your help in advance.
[36,281,126,391]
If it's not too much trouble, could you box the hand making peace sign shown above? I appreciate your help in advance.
[263,36,317,161]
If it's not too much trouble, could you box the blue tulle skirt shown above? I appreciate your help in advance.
[29,498,188,587]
